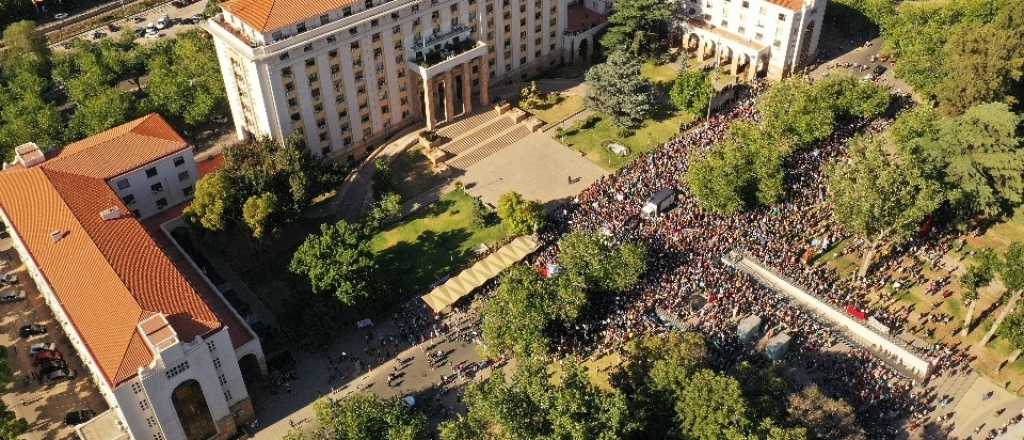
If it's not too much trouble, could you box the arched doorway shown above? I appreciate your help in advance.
[172,380,217,440]
[238,354,262,389]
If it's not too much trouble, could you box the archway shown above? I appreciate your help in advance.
[171,380,217,440]
[685,33,700,53]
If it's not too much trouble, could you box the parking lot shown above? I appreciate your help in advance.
[56,0,209,49]
[0,240,107,440]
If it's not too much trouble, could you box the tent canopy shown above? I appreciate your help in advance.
[420,235,541,313]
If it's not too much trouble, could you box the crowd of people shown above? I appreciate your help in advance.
[526,82,979,437]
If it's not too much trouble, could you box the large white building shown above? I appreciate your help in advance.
[205,0,569,162]
[677,0,826,80]
[0,114,265,440]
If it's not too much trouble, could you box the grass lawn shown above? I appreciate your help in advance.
[641,62,681,84]
[370,189,507,297]
[527,94,585,125]
[559,111,695,170]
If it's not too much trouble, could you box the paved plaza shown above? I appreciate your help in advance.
[457,131,607,207]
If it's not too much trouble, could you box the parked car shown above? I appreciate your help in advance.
[156,15,170,29]
[32,349,62,366]
[1,290,25,303]
[19,324,46,338]
[107,23,120,32]
[65,409,96,426]
[1,273,18,285]
[54,13,69,20]
[38,359,68,376]
[91,31,105,39]
[191,14,204,24]
[29,342,56,355]
[44,368,72,383]
[171,0,186,7]
[145,27,160,39]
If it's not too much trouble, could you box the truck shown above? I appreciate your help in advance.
[642,189,677,217]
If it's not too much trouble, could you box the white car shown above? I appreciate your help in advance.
[145,27,160,39]
[30,342,56,354]
[156,15,170,29]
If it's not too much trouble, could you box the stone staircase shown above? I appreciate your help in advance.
[437,110,500,139]
[441,117,515,156]
[448,126,530,170]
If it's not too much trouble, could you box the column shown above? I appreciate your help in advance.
[443,70,455,123]
[462,62,473,115]
[730,49,739,76]
[423,76,436,130]
[479,57,491,106]
[747,55,758,81]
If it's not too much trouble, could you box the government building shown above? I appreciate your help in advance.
[677,0,826,80]
[205,0,569,162]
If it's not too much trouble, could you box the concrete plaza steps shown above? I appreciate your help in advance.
[441,116,515,156]
[437,110,499,139]
[449,126,530,170]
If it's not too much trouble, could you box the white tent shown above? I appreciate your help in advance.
[420,235,541,313]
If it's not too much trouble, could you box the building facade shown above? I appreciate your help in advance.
[0,114,265,440]
[108,151,197,220]
[676,0,826,80]
[206,0,569,162]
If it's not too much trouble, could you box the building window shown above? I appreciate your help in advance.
[145,167,158,178]
[178,171,190,182]
[173,156,185,167]
[139,399,150,411]
[123,194,136,205]
[116,179,130,190]
[219,374,228,385]
[320,14,330,25]
[183,186,194,197]
[150,182,164,193]
[165,361,190,379]
[778,13,786,21]
[131,382,143,394]
[154,433,164,440]
[224,389,233,402]
[213,357,222,370]
[156,198,168,209]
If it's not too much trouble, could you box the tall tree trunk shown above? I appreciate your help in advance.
[962,299,977,337]
[858,242,879,279]
[981,290,1022,346]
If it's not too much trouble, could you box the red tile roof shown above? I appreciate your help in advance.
[0,115,252,387]
[44,114,189,180]
[222,0,359,33]
[767,0,804,11]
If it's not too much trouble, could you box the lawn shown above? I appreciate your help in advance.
[370,189,507,297]
[528,94,585,125]
[558,111,695,170]
[641,62,681,84]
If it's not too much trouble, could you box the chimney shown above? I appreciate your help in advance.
[49,229,67,243]
[99,207,124,221]
[14,143,45,168]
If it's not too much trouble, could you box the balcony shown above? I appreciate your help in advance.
[410,25,472,53]
[408,38,488,78]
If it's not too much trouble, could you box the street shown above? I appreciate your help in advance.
[53,0,208,50]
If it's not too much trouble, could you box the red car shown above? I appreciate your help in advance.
[32,349,62,366]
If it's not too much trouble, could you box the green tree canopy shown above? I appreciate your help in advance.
[242,192,279,239]
[827,135,943,277]
[480,265,557,358]
[287,394,427,440]
[289,220,376,305]
[670,69,713,115]
[557,230,647,293]
[785,386,866,440]
[674,369,751,440]
[685,122,787,214]
[143,30,227,129]
[584,51,655,128]
[758,78,836,147]
[497,191,546,235]
[0,20,49,76]
[184,171,233,232]
[599,0,675,58]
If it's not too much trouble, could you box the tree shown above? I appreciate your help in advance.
[518,81,548,110]
[184,172,233,232]
[242,192,279,240]
[815,74,891,120]
[937,21,1024,116]
[0,399,27,440]
[0,86,62,161]
[497,191,546,235]
[758,78,835,148]
[289,220,376,305]
[288,394,427,440]
[584,51,655,128]
[961,249,997,336]
[144,31,227,129]
[480,265,554,358]
[685,122,787,214]
[827,136,943,277]
[786,385,865,440]
[674,369,751,440]
[68,88,136,139]
[0,20,49,76]
[557,231,647,293]
[983,242,1024,346]
[367,192,403,228]
[670,69,713,115]
[599,0,675,58]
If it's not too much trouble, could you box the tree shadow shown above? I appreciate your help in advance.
[374,228,475,302]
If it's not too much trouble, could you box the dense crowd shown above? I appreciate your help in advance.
[529,83,976,437]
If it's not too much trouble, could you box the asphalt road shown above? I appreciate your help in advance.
[53,0,208,50]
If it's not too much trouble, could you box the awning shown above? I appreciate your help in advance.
[421,235,541,313]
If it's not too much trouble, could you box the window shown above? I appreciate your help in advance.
[778,13,786,21]
[146,416,157,428]
[218,374,228,385]
[139,399,150,411]
[156,198,168,209]
[224,389,233,402]
[327,35,336,44]
[213,357,223,370]
[183,186,194,197]
[165,361,189,379]
[296,23,307,32]
[178,171,190,182]
[145,167,158,178]
[116,179,130,190]
[320,14,330,25]
[123,194,136,205]
[172,156,185,167]
[131,382,143,394]
[206,340,217,353]
[305,58,316,67]
[150,182,163,193]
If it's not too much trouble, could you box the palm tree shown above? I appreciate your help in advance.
[960,249,996,337]
[980,243,1024,346]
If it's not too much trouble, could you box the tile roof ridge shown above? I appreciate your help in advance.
[46,114,187,172]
